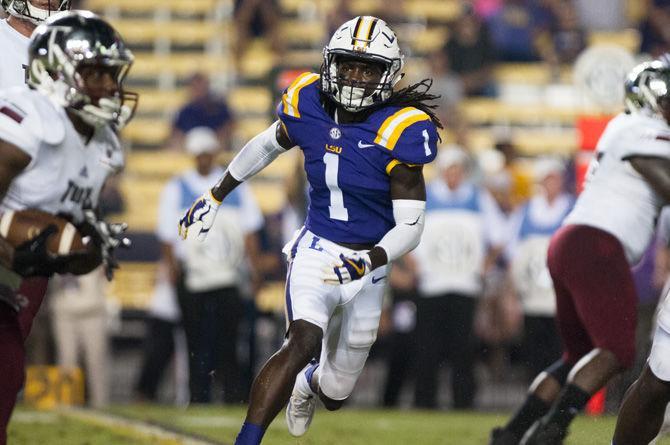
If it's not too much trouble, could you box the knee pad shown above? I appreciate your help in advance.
[319,346,370,401]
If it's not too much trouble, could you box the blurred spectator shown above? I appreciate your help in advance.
[48,178,127,408]
[134,262,187,403]
[411,146,507,409]
[166,73,234,152]
[157,127,264,404]
[49,268,110,408]
[506,158,574,378]
[536,0,586,66]
[233,0,283,63]
[486,0,555,62]
[495,139,534,209]
[639,0,670,57]
[573,0,625,31]
[443,7,497,96]
[381,255,419,407]
[425,51,466,143]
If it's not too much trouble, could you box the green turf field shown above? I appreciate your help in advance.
[9,405,670,444]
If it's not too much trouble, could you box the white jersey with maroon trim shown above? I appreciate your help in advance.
[0,19,29,88]
[564,112,670,264]
[0,87,124,224]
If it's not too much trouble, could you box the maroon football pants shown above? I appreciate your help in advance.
[547,224,637,369]
[0,277,48,445]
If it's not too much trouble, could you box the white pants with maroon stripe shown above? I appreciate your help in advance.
[283,228,388,400]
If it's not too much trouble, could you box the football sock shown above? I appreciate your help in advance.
[543,384,591,433]
[234,421,265,445]
[295,362,319,397]
[506,393,551,439]
[305,362,320,393]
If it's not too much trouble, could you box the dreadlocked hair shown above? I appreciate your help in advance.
[380,78,444,130]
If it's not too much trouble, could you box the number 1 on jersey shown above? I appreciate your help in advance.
[323,152,349,221]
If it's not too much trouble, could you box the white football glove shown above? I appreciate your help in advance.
[323,252,372,285]
[178,191,221,241]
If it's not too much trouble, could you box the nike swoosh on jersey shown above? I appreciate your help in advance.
[358,141,375,148]
[371,275,386,284]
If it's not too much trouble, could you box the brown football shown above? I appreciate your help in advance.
[0,209,101,275]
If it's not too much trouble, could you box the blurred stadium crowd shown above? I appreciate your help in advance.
[9,0,670,413]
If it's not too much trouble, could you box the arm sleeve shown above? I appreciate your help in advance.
[227,121,286,182]
[376,199,426,263]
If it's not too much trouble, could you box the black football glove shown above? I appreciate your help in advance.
[11,225,71,278]
[81,210,131,281]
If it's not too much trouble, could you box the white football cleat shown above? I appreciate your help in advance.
[285,390,316,437]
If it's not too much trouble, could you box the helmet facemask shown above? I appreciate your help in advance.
[2,0,70,24]
[321,51,402,112]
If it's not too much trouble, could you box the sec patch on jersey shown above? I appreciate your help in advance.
[0,209,99,275]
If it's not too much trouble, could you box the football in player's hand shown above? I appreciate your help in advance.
[0,209,101,275]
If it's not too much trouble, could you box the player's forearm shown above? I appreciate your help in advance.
[372,199,426,269]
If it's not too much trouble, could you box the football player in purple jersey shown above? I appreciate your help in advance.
[179,16,442,445]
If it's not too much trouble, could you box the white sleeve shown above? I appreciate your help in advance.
[503,206,525,261]
[376,199,426,263]
[0,99,40,158]
[228,121,286,182]
[237,183,264,234]
[156,179,181,244]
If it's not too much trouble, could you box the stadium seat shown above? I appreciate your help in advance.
[122,118,171,146]
[125,151,193,179]
[107,262,158,310]
[460,98,583,125]
[587,29,641,53]
[228,87,273,116]
[131,53,233,79]
[281,20,326,46]
[86,0,222,16]
[133,88,187,115]
[404,0,462,22]
[111,19,225,46]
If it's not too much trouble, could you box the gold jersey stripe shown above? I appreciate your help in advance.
[385,113,430,149]
[385,159,418,175]
[375,107,430,149]
[282,72,319,118]
[374,107,415,144]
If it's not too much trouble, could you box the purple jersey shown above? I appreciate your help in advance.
[278,72,438,244]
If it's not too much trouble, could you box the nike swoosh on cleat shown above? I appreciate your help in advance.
[371,275,386,284]
[358,141,375,149]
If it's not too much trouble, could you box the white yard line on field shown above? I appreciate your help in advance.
[57,407,227,445]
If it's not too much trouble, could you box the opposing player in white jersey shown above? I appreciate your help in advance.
[0,0,70,87]
[0,11,136,444]
[491,58,670,445]
[612,60,670,445]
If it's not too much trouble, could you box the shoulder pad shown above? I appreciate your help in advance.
[374,107,438,164]
[0,87,65,147]
[277,72,320,120]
